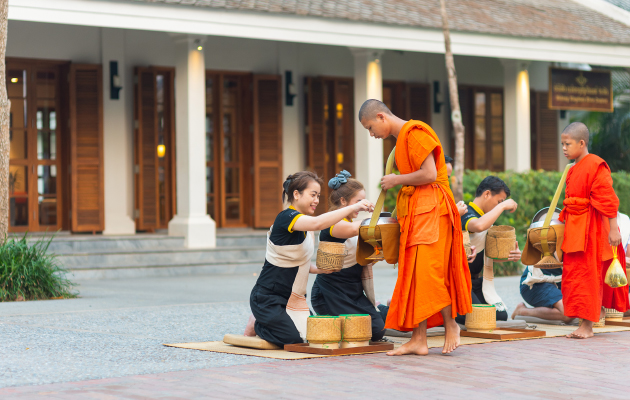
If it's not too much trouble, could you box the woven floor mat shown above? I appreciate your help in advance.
[164,324,630,360]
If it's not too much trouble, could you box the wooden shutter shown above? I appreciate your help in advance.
[69,64,104,232]
[532,91,559,171]
[253,75,283,228]
[406,83,431,124]
[134,67,159,230]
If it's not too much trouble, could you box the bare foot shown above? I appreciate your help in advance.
[566,320,594,339]
[386,340,428,356]
[244,314,256,337]
[442,320,461,354]
[511,302,527,320]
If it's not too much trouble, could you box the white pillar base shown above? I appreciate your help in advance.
[103,216,136,236]
[168,215,216,248]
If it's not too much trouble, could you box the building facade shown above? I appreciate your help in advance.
[6,0,630,247]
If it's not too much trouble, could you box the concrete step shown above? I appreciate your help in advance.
[57,246,267,269]
[25,234,186,254]
[216,233,267,248]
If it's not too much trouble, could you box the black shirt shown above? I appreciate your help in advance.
[460,202,485,277]
[318,219,350,244]
[256,207,307,294]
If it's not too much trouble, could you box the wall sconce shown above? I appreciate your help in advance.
[285,70,297,106]
[433,81,443,113]
[110,61,122,100]
[195,39,203,51]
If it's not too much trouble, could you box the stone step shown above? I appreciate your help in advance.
[216,233,268,248]
[25,234,186,254]
[57,246,267,269]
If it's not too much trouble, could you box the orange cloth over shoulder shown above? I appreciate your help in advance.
[384,120,472,331]
[559,154,620,322]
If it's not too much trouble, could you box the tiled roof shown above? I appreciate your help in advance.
[128,0,630,44]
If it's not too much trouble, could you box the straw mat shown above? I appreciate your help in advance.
[164,324,630,360]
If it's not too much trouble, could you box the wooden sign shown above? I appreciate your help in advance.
[549,67,613,112]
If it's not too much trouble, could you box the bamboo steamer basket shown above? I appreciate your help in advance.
[579,316,606,328]
[604,308,624,321]
[339,314,372,348]
[465,304,497,332]
[462,230,472,256]
[485,226,516,260]
[306,316,341,349]
[316,241,346,272]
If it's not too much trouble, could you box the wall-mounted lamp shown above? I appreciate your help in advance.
[285,70,297,106]
[195,39,203,51]
[110,61,123,100]
[157,144,166,158]
[433,81,443,114]
[560,110,567,119]
[10,77,18,83]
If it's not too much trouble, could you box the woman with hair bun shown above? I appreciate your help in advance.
[311,171,389,342]
[244,171,374,347]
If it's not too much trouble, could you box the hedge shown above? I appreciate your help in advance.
[384,169,630,276]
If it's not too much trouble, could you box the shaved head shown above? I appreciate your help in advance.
[562,122,590,146]
[358,99,392,122]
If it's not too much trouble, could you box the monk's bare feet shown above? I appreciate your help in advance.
[244,314,256,337]
[566,320,594,339]
[442,319,461,354]
[386,340,428,356]
[511,302,527,320]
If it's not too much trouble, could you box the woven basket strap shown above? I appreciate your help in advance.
[540,163,572,257]
[366,147,397,241]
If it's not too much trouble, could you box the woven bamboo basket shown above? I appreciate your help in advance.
[306,316,341,349]
[339,314,372,348]
[528,225,564,269]
[579,316,606,328]
[485,226,516,260]
[604,308,624,321]
[462,230,472,256]
[316,241,346,272]
[465,304,497,332]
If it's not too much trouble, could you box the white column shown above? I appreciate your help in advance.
[558,110,570,171]
[351,48,384,204]
[101,28,135,235]
[168,35,216,248]
[502,60,531,172]
[278,42,304,176]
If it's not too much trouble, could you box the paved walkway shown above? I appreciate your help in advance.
[1,331,629,399]
[3,270,625,398]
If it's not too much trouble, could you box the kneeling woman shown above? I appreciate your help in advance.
[311,171,389,342]
[247,171,374,348]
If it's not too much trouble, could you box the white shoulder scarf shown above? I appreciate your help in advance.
[469,229,507,313]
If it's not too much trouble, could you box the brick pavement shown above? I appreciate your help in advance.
[2,331,629,399]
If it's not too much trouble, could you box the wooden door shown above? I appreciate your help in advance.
[205,72,255,228]
[253,75,283,228]
[69,64,104,232]
[134,67,176,231]
[406,83,431,124]
[305,76,355,214]
[531,91,559,171]
[7,60,66,233]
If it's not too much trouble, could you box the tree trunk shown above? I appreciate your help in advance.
[439,0,465,202]
[0,0,9,240]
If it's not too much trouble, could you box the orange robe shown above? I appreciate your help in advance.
[602,242,629,312]
[384,120,472,331]
[559,154,619,322]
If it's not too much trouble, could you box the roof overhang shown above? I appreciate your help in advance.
[9,0,630,67]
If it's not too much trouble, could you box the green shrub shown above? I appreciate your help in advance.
[384,169,630,276]
[0,235,77,301]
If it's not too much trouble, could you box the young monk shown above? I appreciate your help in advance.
[458,176,521,322]
[601,211,630,316]
[559,122,621,339]
[244,171,374,347]
[359,99,472,355]
[310,171,389,342]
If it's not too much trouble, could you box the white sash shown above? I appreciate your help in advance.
[522,265,562,289]
[470,229,507,313]
[265,226,314,340]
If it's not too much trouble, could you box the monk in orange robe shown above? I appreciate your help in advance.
[559,122,622,339]
[359,99,472,355]
[602,243,629,313]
